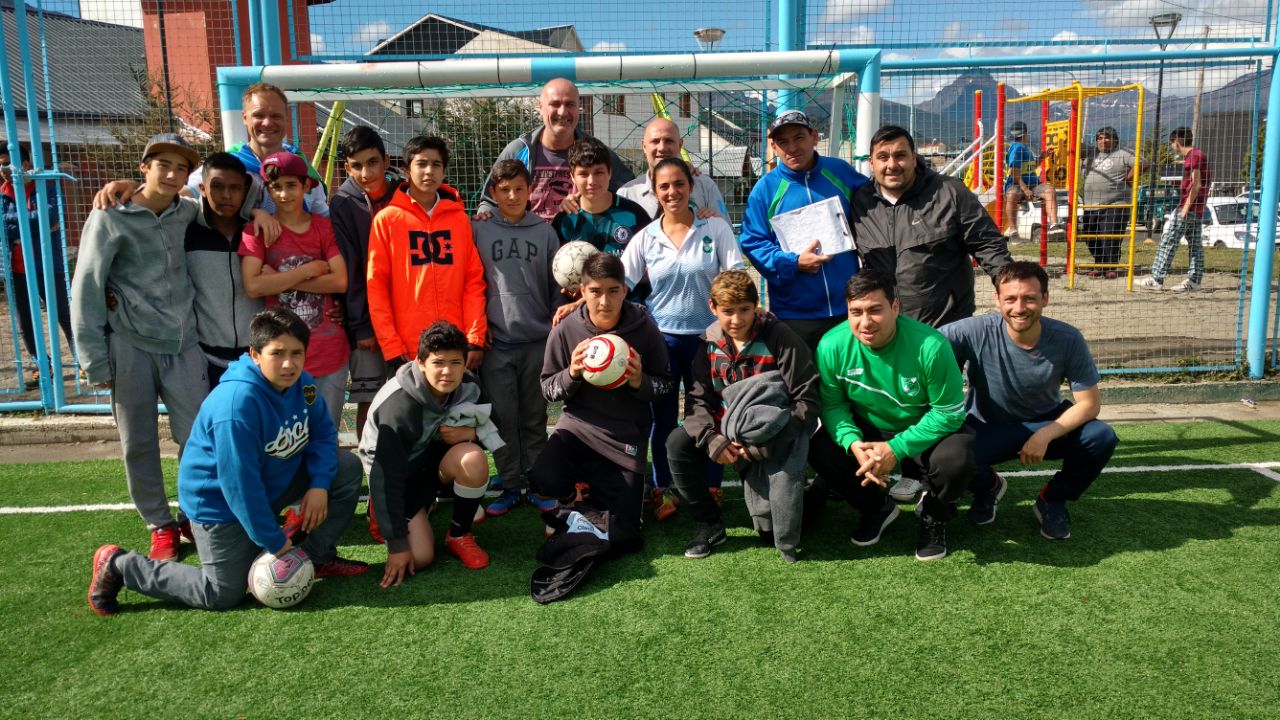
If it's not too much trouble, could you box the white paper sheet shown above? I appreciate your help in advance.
[767,195,854,256]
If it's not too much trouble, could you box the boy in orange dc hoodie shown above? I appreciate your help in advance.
[367,136,487,373]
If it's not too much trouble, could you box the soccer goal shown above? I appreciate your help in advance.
[216,49,882,210]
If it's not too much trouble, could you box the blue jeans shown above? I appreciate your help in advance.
[650,332,723,491]
[970,402,1119,503]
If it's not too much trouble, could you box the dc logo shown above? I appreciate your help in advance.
[408,230,454,266]
[612,226,631,242]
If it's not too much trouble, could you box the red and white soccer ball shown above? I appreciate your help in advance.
[248,547,315,609]
[581,333,635,389]
[552,241,600,290]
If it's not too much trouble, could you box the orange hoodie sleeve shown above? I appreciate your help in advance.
[366,210,407,361]
[457,224,489,348]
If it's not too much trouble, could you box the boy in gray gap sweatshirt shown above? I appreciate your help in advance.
[72,134,212,562]
[472,159,564,517]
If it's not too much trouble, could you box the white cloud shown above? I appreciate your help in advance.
[810,26,875,46]
[820,0,893,24]
[940,21,964,44]
[591,41,629,53]
[310,33,325,54]
[351,21,392,48]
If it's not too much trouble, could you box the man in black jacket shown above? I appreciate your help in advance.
[850,125,1012,328]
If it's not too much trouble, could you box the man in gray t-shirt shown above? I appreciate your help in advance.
[940,261,1118,540]
[1079,127,1137,270]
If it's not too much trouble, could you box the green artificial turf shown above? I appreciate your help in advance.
[0,420,1276,719]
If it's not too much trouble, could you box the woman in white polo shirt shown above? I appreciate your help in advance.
[621,157,745,520]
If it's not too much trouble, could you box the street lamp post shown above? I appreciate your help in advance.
[694,27,726,182]
[1146,12,1181,238]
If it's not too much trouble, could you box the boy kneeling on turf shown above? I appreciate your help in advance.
[529,253,672,553]
[88,308,369,615]
[360,321,505,586]
[668,270,820,562]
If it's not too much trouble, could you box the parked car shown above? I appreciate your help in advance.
[1193,197,1280,250]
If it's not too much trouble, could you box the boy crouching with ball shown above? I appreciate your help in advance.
[88,308,368,615]
[360,321,506,586]
[528,253,672,553]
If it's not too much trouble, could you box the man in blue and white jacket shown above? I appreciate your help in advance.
[88,308,368,616]
[739,110,868,353]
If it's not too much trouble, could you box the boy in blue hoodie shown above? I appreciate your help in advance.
[88,308,368,615]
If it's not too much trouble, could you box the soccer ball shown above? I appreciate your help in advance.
[248,547,315,609]
[552,241,600,289]
[582,333,634,389]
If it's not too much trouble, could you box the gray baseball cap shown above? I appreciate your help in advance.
[768,111,816,138]
[141,133,200,168]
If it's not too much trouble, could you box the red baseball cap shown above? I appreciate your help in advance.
[260,152,316,188]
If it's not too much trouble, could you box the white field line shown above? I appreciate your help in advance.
[2,461,1278,516]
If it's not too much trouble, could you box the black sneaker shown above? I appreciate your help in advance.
[778,547,799,563]
[915,518,948,561]
[1033,497,1072,540]
[683,523,727,559]
[968,470,1008,526]
[757,528,775,547]
[88,544,125,616]
[851,498,900,547]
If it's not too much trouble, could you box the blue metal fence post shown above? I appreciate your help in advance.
[247,0,264,65]
[777,0,804,112]
[5,0,56,411]
[1246,51,1280,377]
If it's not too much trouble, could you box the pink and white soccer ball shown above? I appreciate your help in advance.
[581,333,634,389]
[248,547,315,609]
[552,241,601,289]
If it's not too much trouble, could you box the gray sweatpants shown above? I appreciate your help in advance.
[110,337,208,530]
[480,341,548,490]
[115,450,363,610]
[311,366,348,432]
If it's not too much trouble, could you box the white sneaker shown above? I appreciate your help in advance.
[888,475,924,503]
[1171,279,1202,293]
[1136,276,1164,290]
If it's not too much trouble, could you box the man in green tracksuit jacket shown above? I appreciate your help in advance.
[814,268,972,561]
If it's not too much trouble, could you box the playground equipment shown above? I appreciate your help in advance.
[1002,82,1147,290]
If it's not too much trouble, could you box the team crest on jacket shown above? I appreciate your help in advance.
[303,384,317,405]
[901,377,920,396]
[613,226,632,242]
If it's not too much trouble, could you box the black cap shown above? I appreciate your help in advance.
[1008,121,1029,139]
[768,110,816,138]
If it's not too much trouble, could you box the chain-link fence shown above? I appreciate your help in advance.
[3,0,1279,412]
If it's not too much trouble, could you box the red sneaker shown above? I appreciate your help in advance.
[367,499,385,544]
[654,489,679,522]
[148,525,180,561]
[314,556,371,578]
[444,532,489,570]
[282,508,304,540]
[88,544,124,617]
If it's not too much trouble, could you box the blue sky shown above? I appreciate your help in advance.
[32,0,1277,100]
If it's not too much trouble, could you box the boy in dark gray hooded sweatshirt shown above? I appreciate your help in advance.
[472,160,564,516]
[529,253,673,553]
